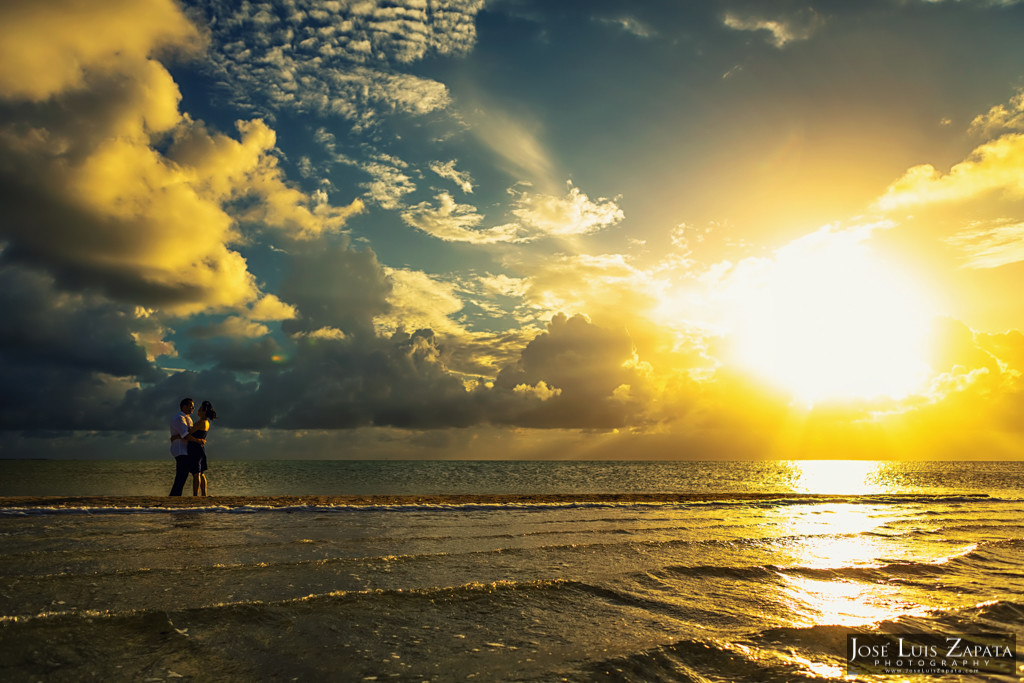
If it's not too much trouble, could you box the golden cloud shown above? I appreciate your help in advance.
[400,192,517,243]
[170,119,364,240]
[510,183,624,239]
[876,133,1024,210]
[969,90,1024,137]
[375,267,468,337]
[0,0,202,101]
[0,0,361,318]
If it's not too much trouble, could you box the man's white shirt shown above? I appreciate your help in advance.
[170,411,193,457]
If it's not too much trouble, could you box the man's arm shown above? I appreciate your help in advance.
[170,415,191,442]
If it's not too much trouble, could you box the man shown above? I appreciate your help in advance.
[169,398,195,496]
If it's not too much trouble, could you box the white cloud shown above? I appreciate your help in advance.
[945,219,1024,269]
[596,16,655,39]
[0,1,362,317]
[723,10,824,48]
[467,107,554,186]
[375,267,467,337]
[198,0,481,126]
[430,160,474,193]
[510,183,625,239]
[359,155,417,209]
[513,380,562,401]
[402,193,520,243]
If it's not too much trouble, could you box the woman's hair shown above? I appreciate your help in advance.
[199,400,218,420]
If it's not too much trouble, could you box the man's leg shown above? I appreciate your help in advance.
[169,456,189,496]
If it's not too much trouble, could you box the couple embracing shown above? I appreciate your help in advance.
[169,397,218,496]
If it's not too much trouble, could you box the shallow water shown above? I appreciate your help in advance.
[1,460,1022,681]
[1,492,1022,681]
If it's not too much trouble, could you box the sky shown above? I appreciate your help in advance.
[2,0,1024,460]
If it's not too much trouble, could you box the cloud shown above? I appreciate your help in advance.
[0,263,155,378]
[169,118,364,240]
[595,16,655,39]
[430,160,474,193]
[876,133,1024,209]
[279,241,393,338]
[196,0,482,126]
[513,380,562,401]
[510,183,624,239]
[723,9,824,48]
[467,106,554,186]
[0,1,361,317]
[969,90,1024,136]
[513,252,656,321]
[492,313,654,428]
[249,294,298,322]
[0,262,167,431]
[944,219,1024,269]
[0,0,202,101]
[243,329,487,430]
[400,183,624,244]
[358,154,417,209]
[187,316,272,340]
[401,193,519,243]
[375,267,467,338]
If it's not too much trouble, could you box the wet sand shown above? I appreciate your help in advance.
[0,492,986,508]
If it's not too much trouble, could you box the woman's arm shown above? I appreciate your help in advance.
[170,420,206,443]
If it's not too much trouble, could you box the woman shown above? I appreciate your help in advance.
[188,400,217,496]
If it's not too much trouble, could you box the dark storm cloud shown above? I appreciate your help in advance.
[492,313,654,428]
[0,262,163,430]
[185,336,285,374]
[260,329,484,429]
[0,265,155,378]
[279,241,393,337]
[0,359,137,431]
[106,314,659,433]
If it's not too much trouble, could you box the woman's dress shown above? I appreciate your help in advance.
[187,428,209,473]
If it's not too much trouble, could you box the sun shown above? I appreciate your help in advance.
[726,232,934,405]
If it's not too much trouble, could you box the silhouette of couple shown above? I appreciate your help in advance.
[169,398,217,496]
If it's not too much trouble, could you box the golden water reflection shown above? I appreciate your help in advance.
[767,499,932,632]
[786,459,891,494]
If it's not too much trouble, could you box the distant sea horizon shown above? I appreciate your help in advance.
[2,458,1022,498]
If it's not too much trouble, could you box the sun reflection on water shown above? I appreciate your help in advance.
[780,573,905,627]
[767,499,923,634]
[787,459,891,495]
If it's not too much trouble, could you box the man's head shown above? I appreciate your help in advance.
[180,398,195,414]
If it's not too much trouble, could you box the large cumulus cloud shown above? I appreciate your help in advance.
[0,0,360,317]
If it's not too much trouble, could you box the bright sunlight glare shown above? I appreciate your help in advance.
[727,233,934,405]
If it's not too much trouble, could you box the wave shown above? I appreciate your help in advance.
[9,529,1003,588]
[584,630,850,682]
[0,576,588,625]
[0,492,1005,516]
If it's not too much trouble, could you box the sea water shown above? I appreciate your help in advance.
[0,460,1022,681]
[1,459,1023,497]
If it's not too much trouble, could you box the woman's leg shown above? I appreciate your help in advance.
[192,472,200,496]
[199,473,208,496]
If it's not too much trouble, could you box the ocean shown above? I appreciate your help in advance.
[0,460,1022,682]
